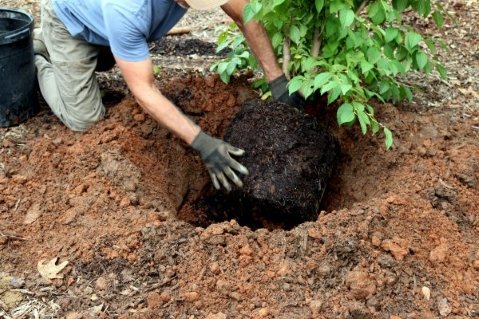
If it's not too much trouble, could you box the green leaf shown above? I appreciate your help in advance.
[405,32,422,52]
[424,38,437,55]
[395,47,408,60]
[271,32,283,48]
[393,60,406,74]
[302,79,315,98]
[386,9,398,23]
[402,56,412,72]
[273,19,284,29]
[328,86,342,104]
[348,69,360,83]
[219,71,230,83]
[385,28,399,43]
[330,0,347,13]
[424,60,433,73]
[288,76,305,94]
[243,2,262,23]
[313,72,333,89]
[383,44,394,58]
[415,51,428,70]
[366,104,375,115]
[368,1,386,24]
[368,1,380,18]
[315,0,324,12]
[400,86,413,101]
[231,35,246,49]
[340,83,353,95]
[272,0,286,9]
[432,11,444,28]
[238,51,250,59]
[322,41,340,58]
[337,103,355,125]
[388,60,400,75]
[301,57,317,71]
[356,108,370,134]
[152,65,161,75]
[289,25,301,44]
[340,9,355,28]
[392,0,409,11]
[367,47,381,64]
[243,4,255,23]
[379,81,390,94]
[217,61,228,74]
[415,0,431,17]
[360,60,374,73]
[436,63,447,79]
[384,127,393,149]
[352,101,365,112]
[371,120,380,134]
[321,80,339,95]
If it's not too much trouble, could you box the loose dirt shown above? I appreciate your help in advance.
[1,0,479,318]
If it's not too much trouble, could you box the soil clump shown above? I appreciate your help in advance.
[152,37,228,57]
[195,100,339,229]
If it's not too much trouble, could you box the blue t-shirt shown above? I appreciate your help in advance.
[53,0,187,62]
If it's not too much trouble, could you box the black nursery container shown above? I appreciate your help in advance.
[0,8,38,127]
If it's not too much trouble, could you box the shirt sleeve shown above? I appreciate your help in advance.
[102,3,150,62]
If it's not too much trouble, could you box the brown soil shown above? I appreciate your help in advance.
[152,37,229,57]
[1,1,479,319]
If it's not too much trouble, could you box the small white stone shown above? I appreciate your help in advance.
[421,286,431,300]
[437,297,452,317]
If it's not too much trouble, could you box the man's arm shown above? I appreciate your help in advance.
[220,0,282,82]
[115,56,248,191]
[116,57,201,144]
[221,0,305,108]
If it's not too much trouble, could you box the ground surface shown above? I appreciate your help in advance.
[1,1,479,318]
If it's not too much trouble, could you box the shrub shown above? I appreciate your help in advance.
[211,0,448,148]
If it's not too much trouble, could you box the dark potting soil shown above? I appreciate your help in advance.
[151,37,229,56]
[195,100,339,229]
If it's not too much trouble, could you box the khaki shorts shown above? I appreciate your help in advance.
[35,0,114,131]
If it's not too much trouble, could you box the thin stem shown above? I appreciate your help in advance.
[282,37,291,80]
[311,28,322,57]
[356,0,370,14]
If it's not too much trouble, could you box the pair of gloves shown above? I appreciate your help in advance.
[191,74,303,191]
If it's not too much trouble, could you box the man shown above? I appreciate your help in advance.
[34,0,302,191]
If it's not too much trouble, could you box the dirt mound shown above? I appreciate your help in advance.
[1,68,479,318]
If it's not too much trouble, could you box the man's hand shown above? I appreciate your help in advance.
[269,74,305,109]
[191,131,249,191]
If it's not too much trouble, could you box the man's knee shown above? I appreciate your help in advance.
[60,101,105,132]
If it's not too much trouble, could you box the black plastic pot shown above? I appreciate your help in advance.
[0,8,38,128]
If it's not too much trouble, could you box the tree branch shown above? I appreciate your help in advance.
[311,28,322,57]
[282,37,291,80]
[356,0,370,14]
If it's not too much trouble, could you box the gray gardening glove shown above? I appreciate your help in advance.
[269,74,305,109]
[191,131,249,192]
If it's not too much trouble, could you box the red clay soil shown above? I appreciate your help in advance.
[1,69,478,318]
[2,3,479,314]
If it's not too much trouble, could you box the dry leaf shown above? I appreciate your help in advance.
[422,286,431,300]
[90,303,103,314]
[437,297,452,317]
[37,258,69,280]
[458,87,479,99]
[24,203,42,225]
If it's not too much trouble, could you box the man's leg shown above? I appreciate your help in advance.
[35,0,105,132]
